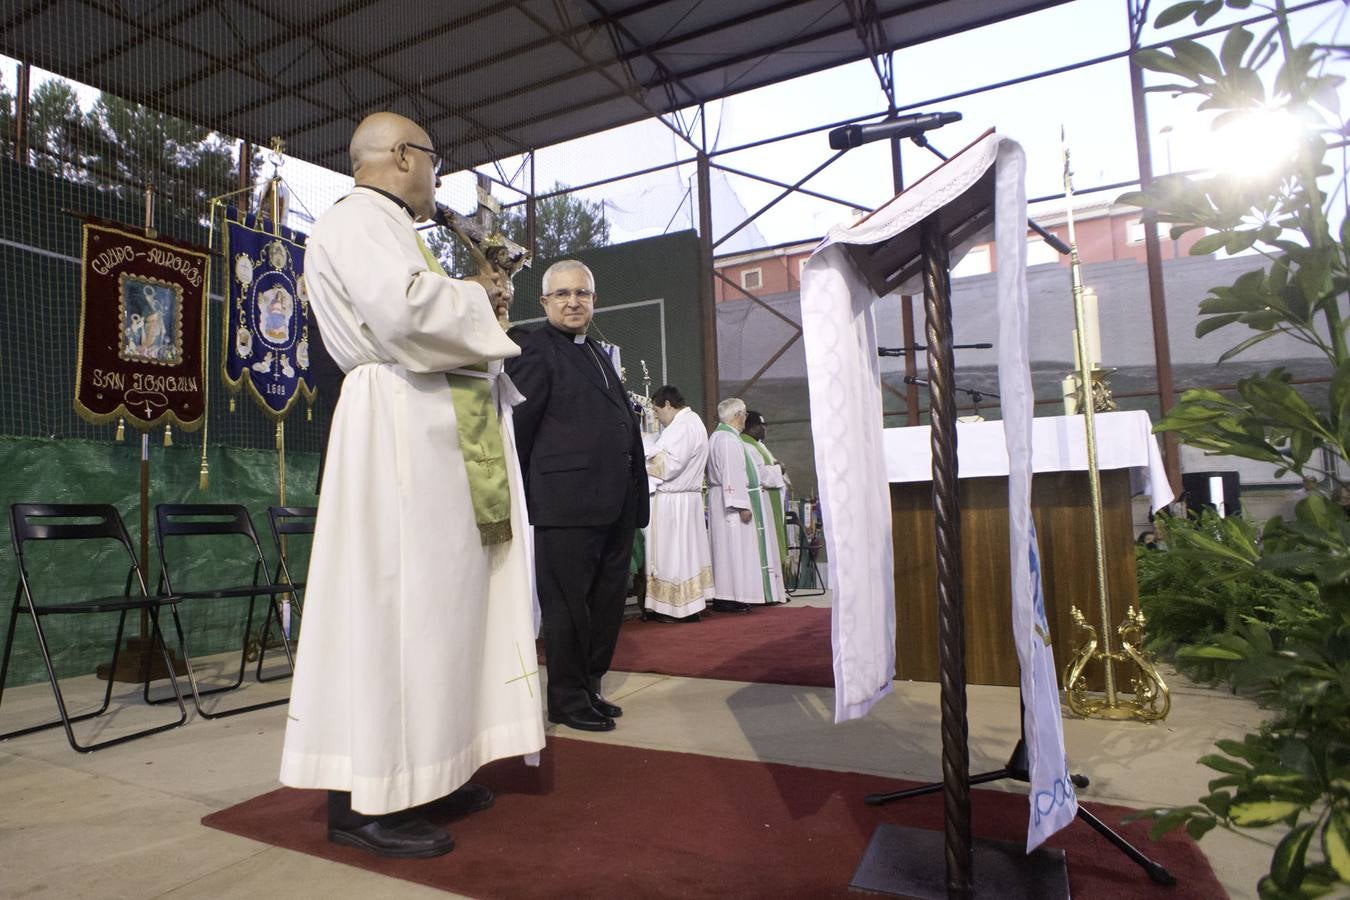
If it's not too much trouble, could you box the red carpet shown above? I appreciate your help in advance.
[203,738,1225,899]
[610,604,834,687]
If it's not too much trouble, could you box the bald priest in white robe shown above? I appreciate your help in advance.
[643,384,713,622]
[705,397,787,612]
[279,112,545,859]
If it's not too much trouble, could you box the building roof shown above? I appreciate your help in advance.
[2,0,1071,174]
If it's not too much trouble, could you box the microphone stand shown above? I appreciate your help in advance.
[878,341,992,356]
[954,384,995,420]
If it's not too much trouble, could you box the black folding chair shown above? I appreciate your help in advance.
[151,504,295,718]
[263,506,316,679]
[0,504,187,752]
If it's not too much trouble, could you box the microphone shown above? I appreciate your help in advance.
[829,112,962,150]
[903,375,929,387]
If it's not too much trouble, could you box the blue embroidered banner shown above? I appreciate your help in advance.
[222,207,315,419]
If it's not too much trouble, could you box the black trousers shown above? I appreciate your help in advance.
[534,487,639,716]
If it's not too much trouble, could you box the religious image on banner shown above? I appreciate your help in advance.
[222,206,315,419]
[74,218,209,430]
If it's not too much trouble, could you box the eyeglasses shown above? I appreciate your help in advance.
[396,142,444,174]
[546,288,595,302]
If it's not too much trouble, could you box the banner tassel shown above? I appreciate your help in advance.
[163,423,173,447]
[114,417,125,442]
[199,459,210,491]
[229,397,236,413]
[275,422,283,451]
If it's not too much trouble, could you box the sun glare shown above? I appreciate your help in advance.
[1206,106,1305,178]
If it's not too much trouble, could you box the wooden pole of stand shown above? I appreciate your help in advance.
[921,215,972,898]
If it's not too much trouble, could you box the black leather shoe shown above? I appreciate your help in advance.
[590,692,622,718]
[548,708,616,732]
[329,815,455,858]
[420,782,494,819]
[711,599,751,613]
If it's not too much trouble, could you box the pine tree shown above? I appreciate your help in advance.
[27,80,85,180]
[423,181,611,277]
[81,92,254,208]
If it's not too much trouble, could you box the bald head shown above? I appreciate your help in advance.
[349,112,440,219]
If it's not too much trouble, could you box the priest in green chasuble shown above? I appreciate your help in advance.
[741,410,789,579]
[705,398,786,612]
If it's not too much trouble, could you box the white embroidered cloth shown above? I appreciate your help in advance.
[800,132,1078,851]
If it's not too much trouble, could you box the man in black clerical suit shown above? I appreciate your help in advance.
[506,260,649,732]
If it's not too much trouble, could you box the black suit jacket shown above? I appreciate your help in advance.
[507,324,650,529]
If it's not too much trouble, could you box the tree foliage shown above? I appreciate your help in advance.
[82,93,247,207]
[0,75,14,160]
[425,181,611,282]
[7,76,256,211]
[1123,2,1350,896]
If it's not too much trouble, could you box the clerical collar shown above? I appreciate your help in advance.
[354,185,417,220]
[545,323,589,343]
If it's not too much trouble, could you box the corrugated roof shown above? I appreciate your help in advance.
[1,0,1070,173]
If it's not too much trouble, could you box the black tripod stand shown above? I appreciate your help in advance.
[865,700,1176,886]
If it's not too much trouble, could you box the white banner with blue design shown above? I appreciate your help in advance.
[800,132,1075,852]
[223,206,315,419]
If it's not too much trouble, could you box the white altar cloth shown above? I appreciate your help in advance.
[883,410,1174,512]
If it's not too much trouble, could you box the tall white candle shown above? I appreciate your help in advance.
[1082,287,1101,369]
[1062,375,1078,415]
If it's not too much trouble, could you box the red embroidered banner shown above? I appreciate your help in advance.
[74,219,210,431]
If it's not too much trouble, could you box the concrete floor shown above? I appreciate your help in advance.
[0,594,1276,899]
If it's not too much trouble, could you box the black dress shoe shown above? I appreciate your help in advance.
[329,815,455,858]
[548,708,616,732]
[419,782,494,819]
[711,599,751,613]
[590,692,623,718]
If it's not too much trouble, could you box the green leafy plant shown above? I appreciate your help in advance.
[1121,0,1350,895]
[1137,510,1312,680]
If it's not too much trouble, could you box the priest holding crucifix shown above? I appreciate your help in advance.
[279,112,544,859]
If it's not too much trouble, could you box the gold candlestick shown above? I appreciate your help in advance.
[1059,134,1169,722]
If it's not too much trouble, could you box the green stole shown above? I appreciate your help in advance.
[718,423,773,603]
[415,233,512,545]
[741,434,787,567]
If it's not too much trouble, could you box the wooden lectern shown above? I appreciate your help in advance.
[836,135,1070,899]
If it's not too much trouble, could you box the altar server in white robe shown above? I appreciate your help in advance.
[279,112,545,859]
[705,398,787,611]
[643,384,713,621]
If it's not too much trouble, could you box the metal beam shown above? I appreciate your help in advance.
[1126,0,1180,493]
[697,149,719,425]
[510,0,692,149]
[711,161,872,212]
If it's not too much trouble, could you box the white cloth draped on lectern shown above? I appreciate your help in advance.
[800,132,1077,851]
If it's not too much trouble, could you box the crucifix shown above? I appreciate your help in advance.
[438,173,532,323]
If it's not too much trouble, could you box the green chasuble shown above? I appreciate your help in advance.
[718,423,774,602]
[741,434,788,567]
[415,233,512,545]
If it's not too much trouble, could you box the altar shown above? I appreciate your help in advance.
[886,410,1173,687]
